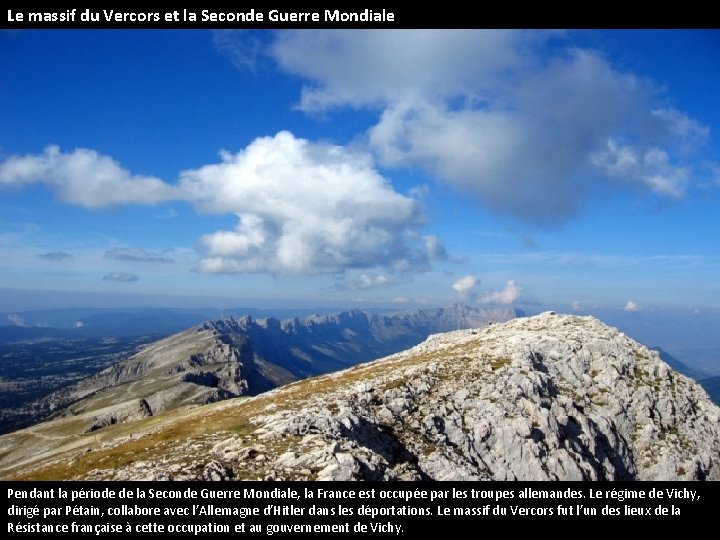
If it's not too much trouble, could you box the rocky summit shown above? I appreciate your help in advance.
[0,312,718,480]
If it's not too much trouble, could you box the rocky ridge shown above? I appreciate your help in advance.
[1,312,717,480]
[20,303,517,435]
[40,325,276,433]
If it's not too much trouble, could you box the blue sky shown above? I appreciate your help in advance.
[1,30,719,313]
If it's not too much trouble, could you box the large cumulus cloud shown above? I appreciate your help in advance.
[181,132,433,274]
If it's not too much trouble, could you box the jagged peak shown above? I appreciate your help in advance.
[199,315,252,333]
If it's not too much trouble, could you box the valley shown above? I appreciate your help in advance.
[0,335,159,434]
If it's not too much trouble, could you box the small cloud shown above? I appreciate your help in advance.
[452,274,480,301]
[452,275,478,297]
[479,280,523,304]
[105,247,173,263]
[624,300,641,312]
[344,273,392,290]
[0,145,176,207]
[38,251,71,261]
[571,300,581,311]
[102,272,139,282]
[592,139,688,198]
[392,296,410,304]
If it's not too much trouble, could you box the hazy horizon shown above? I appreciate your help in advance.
[3,285,720,314]
[2,288,719,376]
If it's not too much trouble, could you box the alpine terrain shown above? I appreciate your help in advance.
[0,312,718,480]
[3,303,519,433]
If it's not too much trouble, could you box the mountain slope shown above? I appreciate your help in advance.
[1,312,717,481]
[54,324,278,431]
[16,303,518,433]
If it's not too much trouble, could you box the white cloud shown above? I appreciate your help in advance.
[344,273,391,290]
[0,132,439,277]
[256,30,710,224]
[102,272,139,282]
[479,280,523,304]
[105,247,173,263]
[571,300,581,311]
[591,139,688,197]
[452,275,478,296]
[181,132,430,274]
[650,108,709,153]
[624,300,641,312]
[0,146,176,207]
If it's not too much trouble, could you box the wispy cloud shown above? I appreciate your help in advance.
[155,208,179,220]
[592,138,688,198]
[342,273,393,291]
[105,247,173,263]
[624,300,641,312]
[102,272,139,282]
[37,251,71,261]
[213,30,268,71]
[471,251,712,269]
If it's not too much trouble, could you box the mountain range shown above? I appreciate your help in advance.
[0,306,338,340]
[4,303,521,433]
[1,312,717,480]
